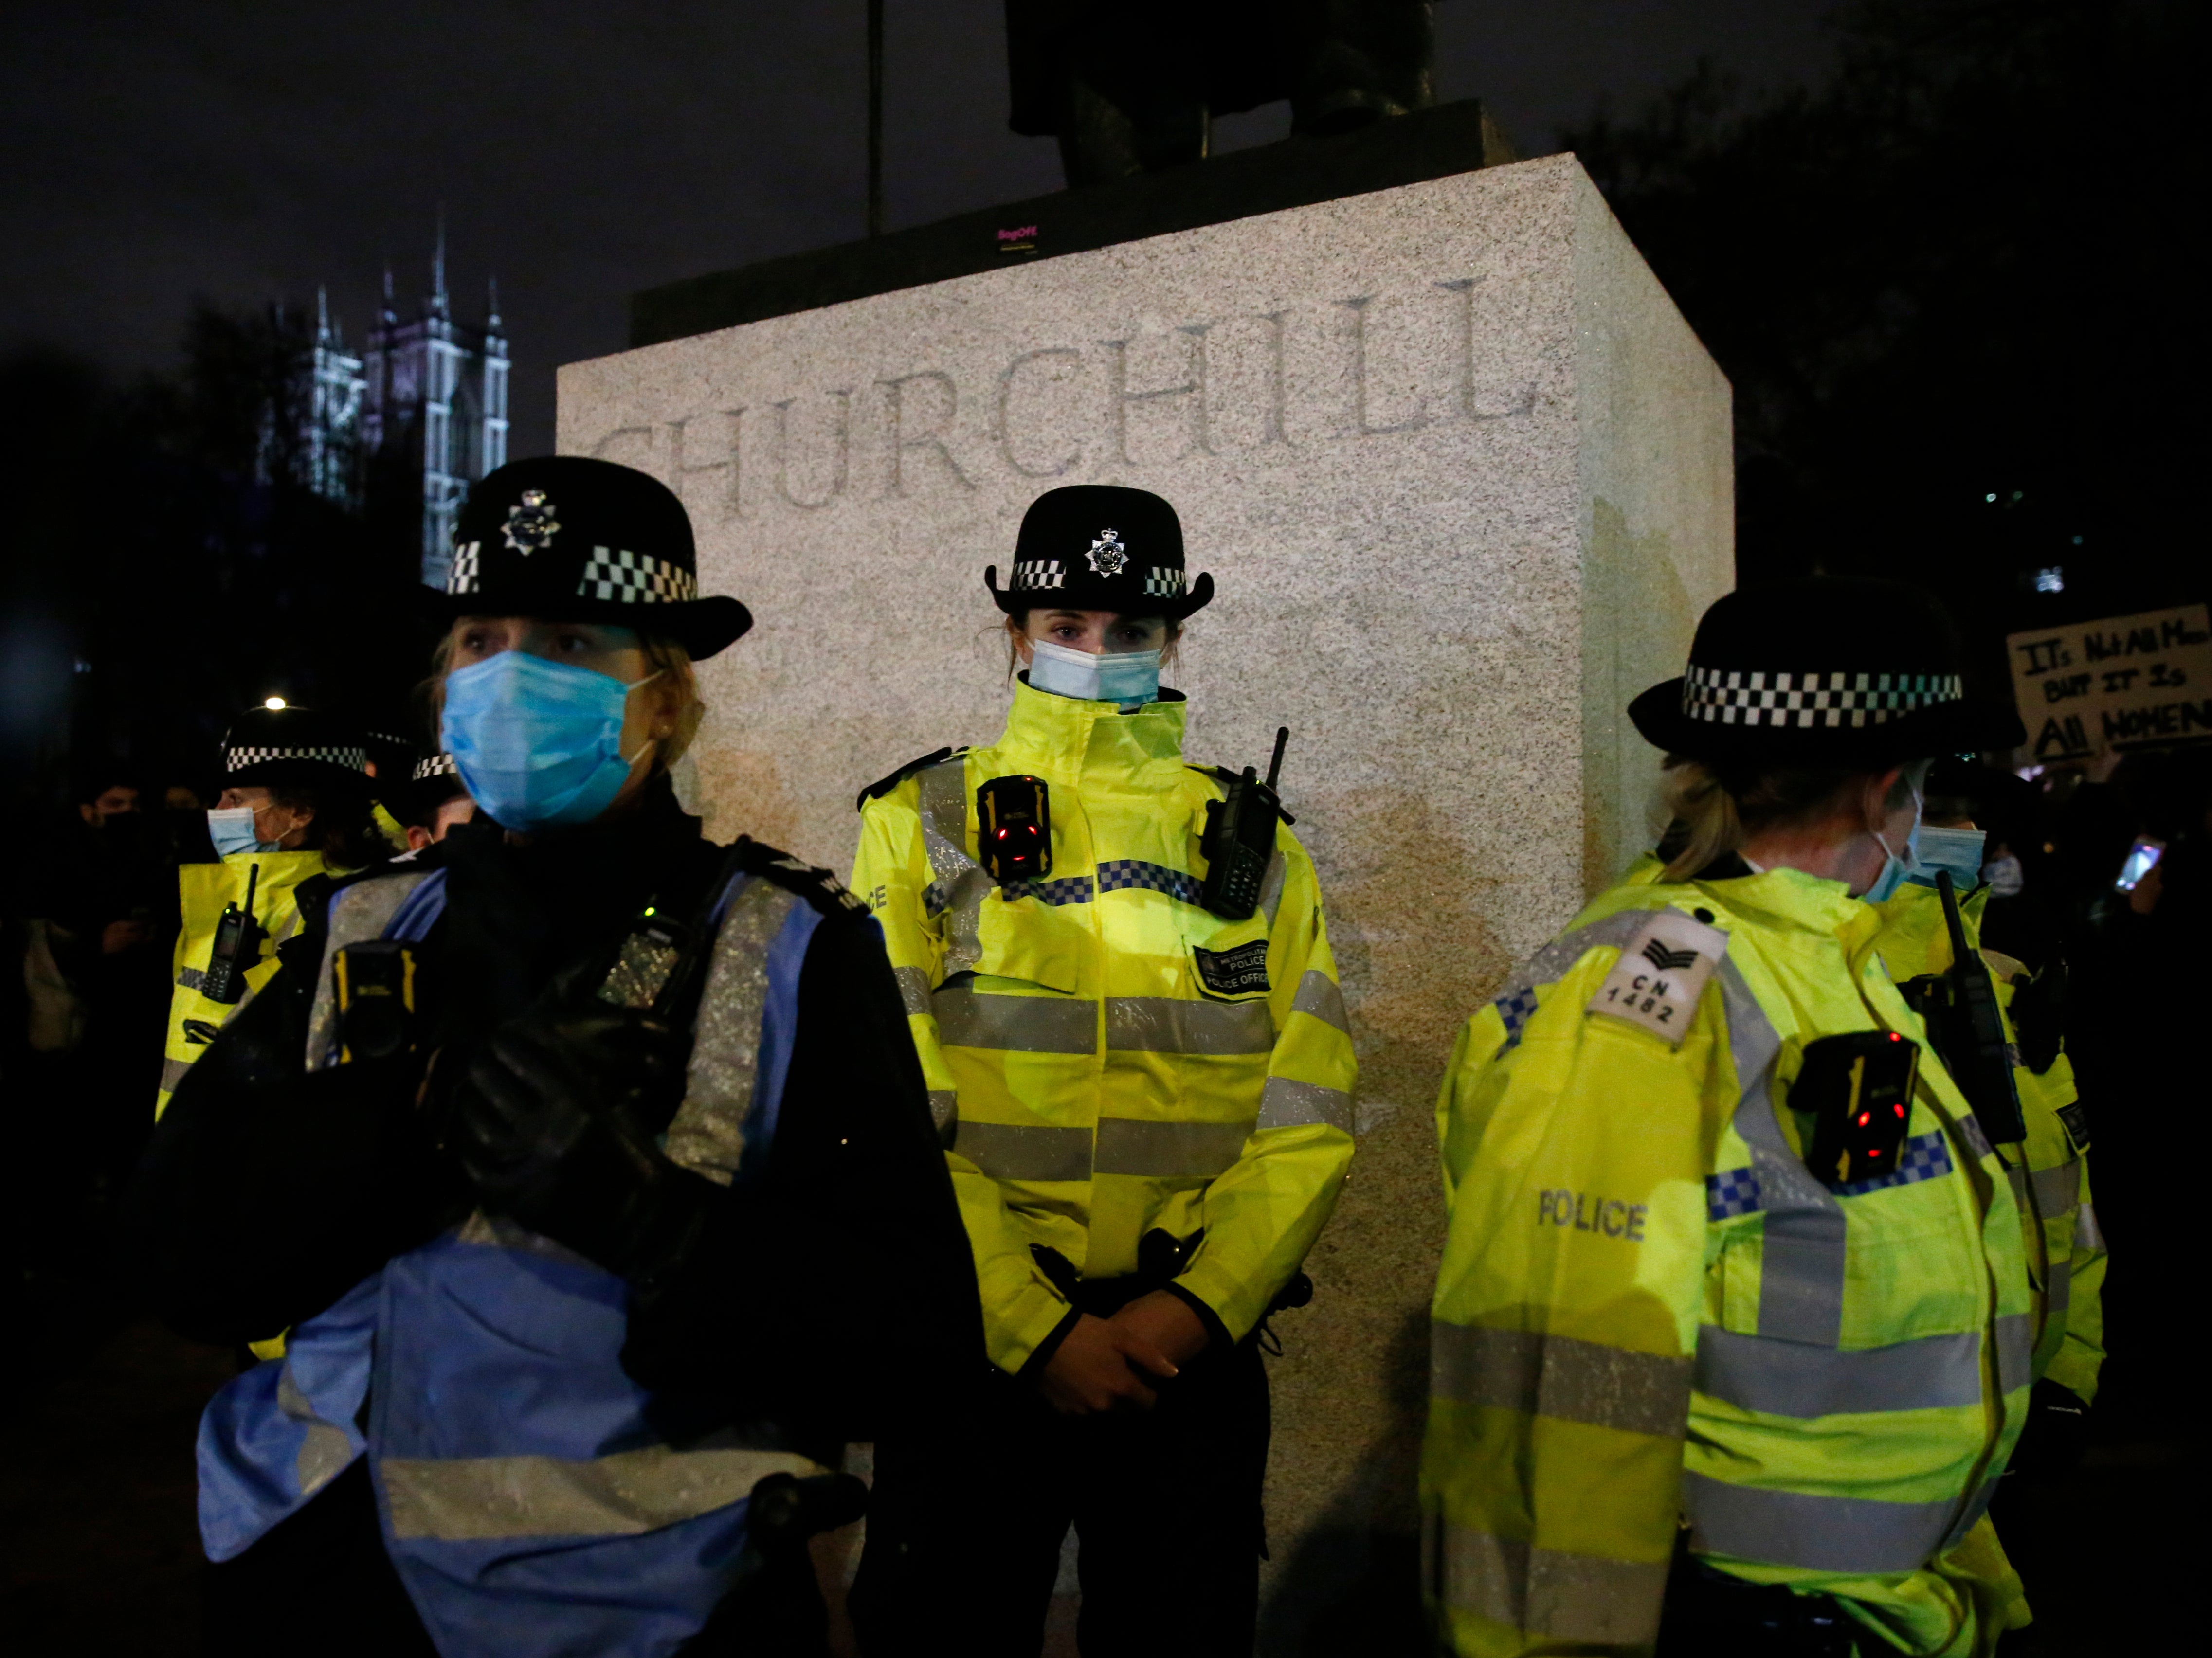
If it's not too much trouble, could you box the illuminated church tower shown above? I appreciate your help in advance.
[361,223,510,587]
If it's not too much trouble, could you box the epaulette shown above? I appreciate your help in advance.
[738,837,870,916]
[856,746,969,811]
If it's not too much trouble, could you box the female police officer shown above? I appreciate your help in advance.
[1422,580,2035,1658]
[851,484,1357,1656]
[123,456,978,1657]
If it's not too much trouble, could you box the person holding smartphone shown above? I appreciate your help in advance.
[1424,580,2039,1658]
[850,484,1356,1657]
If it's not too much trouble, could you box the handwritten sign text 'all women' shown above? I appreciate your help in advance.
[2008,603,2212,760]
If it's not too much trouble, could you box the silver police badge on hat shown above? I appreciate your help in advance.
[1086,528,1129,576]
[503,490,562,555]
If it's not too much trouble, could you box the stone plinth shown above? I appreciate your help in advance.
[558,151,1731,1646]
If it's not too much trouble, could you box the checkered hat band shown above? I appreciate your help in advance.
[413,753,458,781]
[1141,566,1187,598]
[580,545,698,605]
[1010,559,1065,591]
[1682,666,1964,728]
[227,745,368,774]
[448,541,482,595]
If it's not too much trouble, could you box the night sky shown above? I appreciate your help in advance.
[2,3,1839,459]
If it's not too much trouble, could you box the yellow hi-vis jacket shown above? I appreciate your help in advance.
[851,679,1356,1374]
[1873,883,2106,1405]
[156,850,333,1120]
[1423,864,2033,1658]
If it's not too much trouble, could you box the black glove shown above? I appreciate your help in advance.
[442,1009,716,1286]
[2005,1377,2091,1484]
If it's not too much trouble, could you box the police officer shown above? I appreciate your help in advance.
[123,457,979,1657]
[1871,766,2105,1624]
[394,752,479,850]
[851,484,1356,1656]
[157,703,392,1119]
[1423,580,2035,1657]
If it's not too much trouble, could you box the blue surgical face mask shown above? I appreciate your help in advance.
[1862,789,1924,903]
[1907,825,1987,892]
[1028,638,1162,709]
[440,650,659,831]
[207,806,279,859]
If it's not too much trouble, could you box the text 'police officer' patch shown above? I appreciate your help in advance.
[1194,940,1271,998]
[1586,910,1729,1047]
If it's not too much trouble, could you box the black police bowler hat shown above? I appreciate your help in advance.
[1629,577,2026,764]
[221,703,373,793]
[419,456,752,659]
[986,485,1214,622]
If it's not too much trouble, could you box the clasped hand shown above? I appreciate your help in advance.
[1036,1289,1210,1416]
[438,1007,678,1262]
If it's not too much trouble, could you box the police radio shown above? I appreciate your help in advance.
[1792,1029,1921,1186]
[1200,727,1289,921]
[1898,869,2027,1145]
[199,863,265,1005]
[978,775,1052,883]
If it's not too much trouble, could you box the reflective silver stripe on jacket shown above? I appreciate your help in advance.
[1257,850,1289,926]
[1939,1475,2002,1553]
[1431,1323,1690,1438]
[1256,1076,1354,1132]
[177,965,207,992]
[916,761,994,977]
[932,983,1096,1053]
[892,964,933,1018]
[2031,1158,2082,1216]
[926,1090,958,1141]
[1093,1117,1251,1178]
[1105,996,1273,1054]
[663,879,798,1187]
[2073,1201,2104,1252]
[1695,1328,1982,1418]
[1994,1311,2033,1396]
[159,1055,194,1094]
[302,869,439,1070]
[1432,1521,1668,1644]
[276,1361,356,1498]
[1682,1472,1958,1575]
[1714,956,1850,1348]
[1290,970,1351,1033]
[2045,1258,2071,1315]
[952,1121,1091,1182]
[378,1442,824,1541]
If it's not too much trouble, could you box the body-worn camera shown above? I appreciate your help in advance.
[334,940,420,1063]
[1792,1029,1920,1186]
[978,775,1052,883]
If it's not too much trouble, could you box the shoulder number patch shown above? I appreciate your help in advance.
[1194,940,1271,998]
[1586,910,1729,1047]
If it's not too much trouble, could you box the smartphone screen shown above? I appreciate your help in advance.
[2115,837,2165,892]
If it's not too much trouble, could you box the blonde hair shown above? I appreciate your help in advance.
[1659,756,1930,881]
[422,624,704,775]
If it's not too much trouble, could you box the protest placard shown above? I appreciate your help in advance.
[2006,603,2212,762]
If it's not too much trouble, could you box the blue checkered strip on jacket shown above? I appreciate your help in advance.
[1000,874,1095,907]
[580,544,698,604]
[1492,986,1539,1054]
[1831,1129,1952,1197]
[1705,1166,1763,1221]
[1095,859,1204,906]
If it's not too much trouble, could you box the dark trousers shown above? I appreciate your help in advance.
[961,1316,1271,1658]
